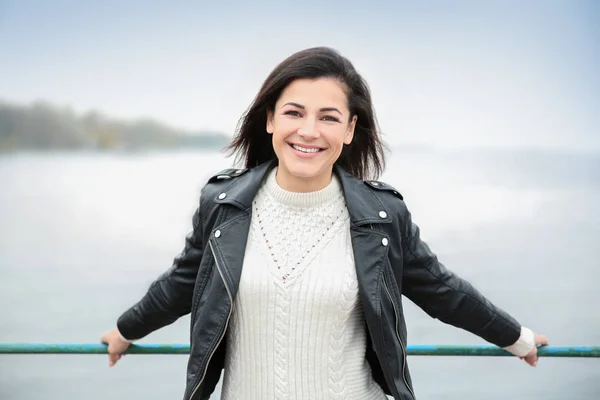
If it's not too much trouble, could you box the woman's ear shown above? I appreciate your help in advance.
[266,110,274,134]
[344,115,357,145]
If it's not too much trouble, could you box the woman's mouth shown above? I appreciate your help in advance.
[289,143,324,154]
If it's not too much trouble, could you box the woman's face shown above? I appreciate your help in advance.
[266,78,357,192]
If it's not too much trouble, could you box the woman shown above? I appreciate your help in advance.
[101,47,548,400]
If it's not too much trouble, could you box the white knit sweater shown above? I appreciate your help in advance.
[220,168,388,400]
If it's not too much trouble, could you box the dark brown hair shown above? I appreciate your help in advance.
[225,46,386,180]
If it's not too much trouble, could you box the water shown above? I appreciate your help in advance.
[0,148,599,399]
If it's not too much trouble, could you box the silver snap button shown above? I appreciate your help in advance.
[214,230,221,238]
[218,193,227,200]
[382,238,389,246]
[379,211,387,218]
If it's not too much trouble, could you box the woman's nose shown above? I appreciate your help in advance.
[297,119,319,138]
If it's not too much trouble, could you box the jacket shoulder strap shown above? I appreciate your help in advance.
[206,167,248,183]
[364,179,404,200]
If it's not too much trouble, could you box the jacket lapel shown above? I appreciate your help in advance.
[207,161,274,292]
[209,212,252,298]
[334,164,395,334]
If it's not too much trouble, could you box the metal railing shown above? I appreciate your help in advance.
[1,343,599,357]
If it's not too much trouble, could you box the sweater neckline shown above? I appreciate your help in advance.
[264,167,342,208]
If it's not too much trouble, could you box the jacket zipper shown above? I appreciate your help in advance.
[188,239,233,400]
[382,276,416,400]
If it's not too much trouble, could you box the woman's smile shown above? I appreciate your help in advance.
[288,142,326,158]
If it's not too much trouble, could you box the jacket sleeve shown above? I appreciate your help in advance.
[399,204,521,348]
[116,196,205,341]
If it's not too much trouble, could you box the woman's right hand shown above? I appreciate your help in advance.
[100,327,131,367]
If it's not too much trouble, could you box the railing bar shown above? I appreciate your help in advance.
[0,344,598,357]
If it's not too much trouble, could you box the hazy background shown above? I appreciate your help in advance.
[0,1,599,399]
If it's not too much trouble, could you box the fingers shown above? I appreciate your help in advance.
[107,343,127,367]
[101,331,126,367]
[524,351,538,367]
[535,333,549,346]
[524,341,544,367]
[517,332,549,367]
[108,352,122,367]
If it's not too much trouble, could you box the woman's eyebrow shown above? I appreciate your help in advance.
[282,102,342,115]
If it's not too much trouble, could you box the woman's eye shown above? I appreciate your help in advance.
[284,110,301,117]
[322,115,340,122]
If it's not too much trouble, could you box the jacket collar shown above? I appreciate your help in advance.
[213,160,392,227]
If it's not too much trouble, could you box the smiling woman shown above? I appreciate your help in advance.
[101,47,548,400]
[226,46,385,186]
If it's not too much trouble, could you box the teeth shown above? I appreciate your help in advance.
[292,144,320,153]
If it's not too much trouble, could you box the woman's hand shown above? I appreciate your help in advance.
[521,332,549,367]
[100,327,131,367]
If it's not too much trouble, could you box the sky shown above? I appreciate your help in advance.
[0,0,598,151]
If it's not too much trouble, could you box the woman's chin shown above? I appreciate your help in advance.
[284,162,323,180]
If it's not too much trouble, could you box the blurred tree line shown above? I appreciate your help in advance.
[0,100,230,151]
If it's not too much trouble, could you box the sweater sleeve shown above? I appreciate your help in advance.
[503,326,536,357]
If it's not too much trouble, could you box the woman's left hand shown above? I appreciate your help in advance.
[521,332,549,367]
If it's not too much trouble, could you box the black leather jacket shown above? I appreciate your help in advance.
[116,160,522,400]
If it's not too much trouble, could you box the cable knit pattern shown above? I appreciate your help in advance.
[220,168,388,400]
[274,279,291,399]
[327,245,357,399]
